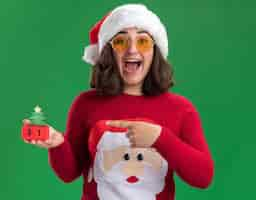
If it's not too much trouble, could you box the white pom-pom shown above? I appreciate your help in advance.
[82,44,99,65]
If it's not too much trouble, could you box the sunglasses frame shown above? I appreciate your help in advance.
[109,34,155,53]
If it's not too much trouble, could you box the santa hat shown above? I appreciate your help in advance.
[88,118,157,162]
[82,4,169,65]
[88,120,130,161]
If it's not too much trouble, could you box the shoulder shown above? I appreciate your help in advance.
[74,89,98,101]
[70,89,98,108]
[161,91,198,112]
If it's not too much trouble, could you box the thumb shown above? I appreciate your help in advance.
[49,126,58,137]
[45,125,58,144]
[22,119,31,124]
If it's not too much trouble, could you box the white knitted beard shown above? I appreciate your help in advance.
[93,153,168,200]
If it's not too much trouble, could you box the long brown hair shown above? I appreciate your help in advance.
[90,43,175,96]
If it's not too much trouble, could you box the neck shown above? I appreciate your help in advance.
[123,85,143,96]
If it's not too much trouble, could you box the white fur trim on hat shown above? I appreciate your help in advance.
[99,4,168,58]
[97,131,130,151]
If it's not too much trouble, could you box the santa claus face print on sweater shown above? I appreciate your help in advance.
[88,120,168,200]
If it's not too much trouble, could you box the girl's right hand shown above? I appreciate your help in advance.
[22,119,64,149]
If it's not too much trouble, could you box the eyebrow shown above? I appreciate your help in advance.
[117,30,149,34]
[137,30,148,34]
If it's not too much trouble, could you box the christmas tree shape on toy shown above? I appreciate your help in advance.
[29,105,47,125]
[22,105,49,141]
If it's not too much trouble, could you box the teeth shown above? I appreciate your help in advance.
[124,61,141,73]
[125,61,141,68]
[124,59,141,62]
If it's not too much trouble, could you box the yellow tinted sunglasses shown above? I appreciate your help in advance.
[110,34,154,53]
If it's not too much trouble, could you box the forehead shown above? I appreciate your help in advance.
[117,27,151,36]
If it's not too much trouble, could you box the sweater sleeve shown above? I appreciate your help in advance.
[48,94,90,183]
[152,104,214,189]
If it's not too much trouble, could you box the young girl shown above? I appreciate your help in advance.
[23,4,214,200]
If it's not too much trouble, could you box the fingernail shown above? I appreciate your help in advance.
[23,119,31,124]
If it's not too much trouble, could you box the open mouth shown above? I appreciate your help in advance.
[123,60,142,73]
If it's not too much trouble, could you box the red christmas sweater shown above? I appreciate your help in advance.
[48,89,214,200]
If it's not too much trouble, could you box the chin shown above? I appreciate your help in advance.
[122,75,144,84]
[123,80,143,88]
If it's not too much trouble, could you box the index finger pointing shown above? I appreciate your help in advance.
[107,120,132,128]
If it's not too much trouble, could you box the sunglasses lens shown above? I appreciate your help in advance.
[111,35,154,53]
[136,36,154,53]
[111,35,128,53]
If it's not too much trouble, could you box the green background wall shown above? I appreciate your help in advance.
[1,0,255,199]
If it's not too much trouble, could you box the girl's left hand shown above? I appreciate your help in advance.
[107,120,162,148]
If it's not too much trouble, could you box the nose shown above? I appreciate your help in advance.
[121,161,144,176]
[126,39,138,54]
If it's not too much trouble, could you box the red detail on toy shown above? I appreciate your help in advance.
[126,176,139,183]
[21,124,49,141]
